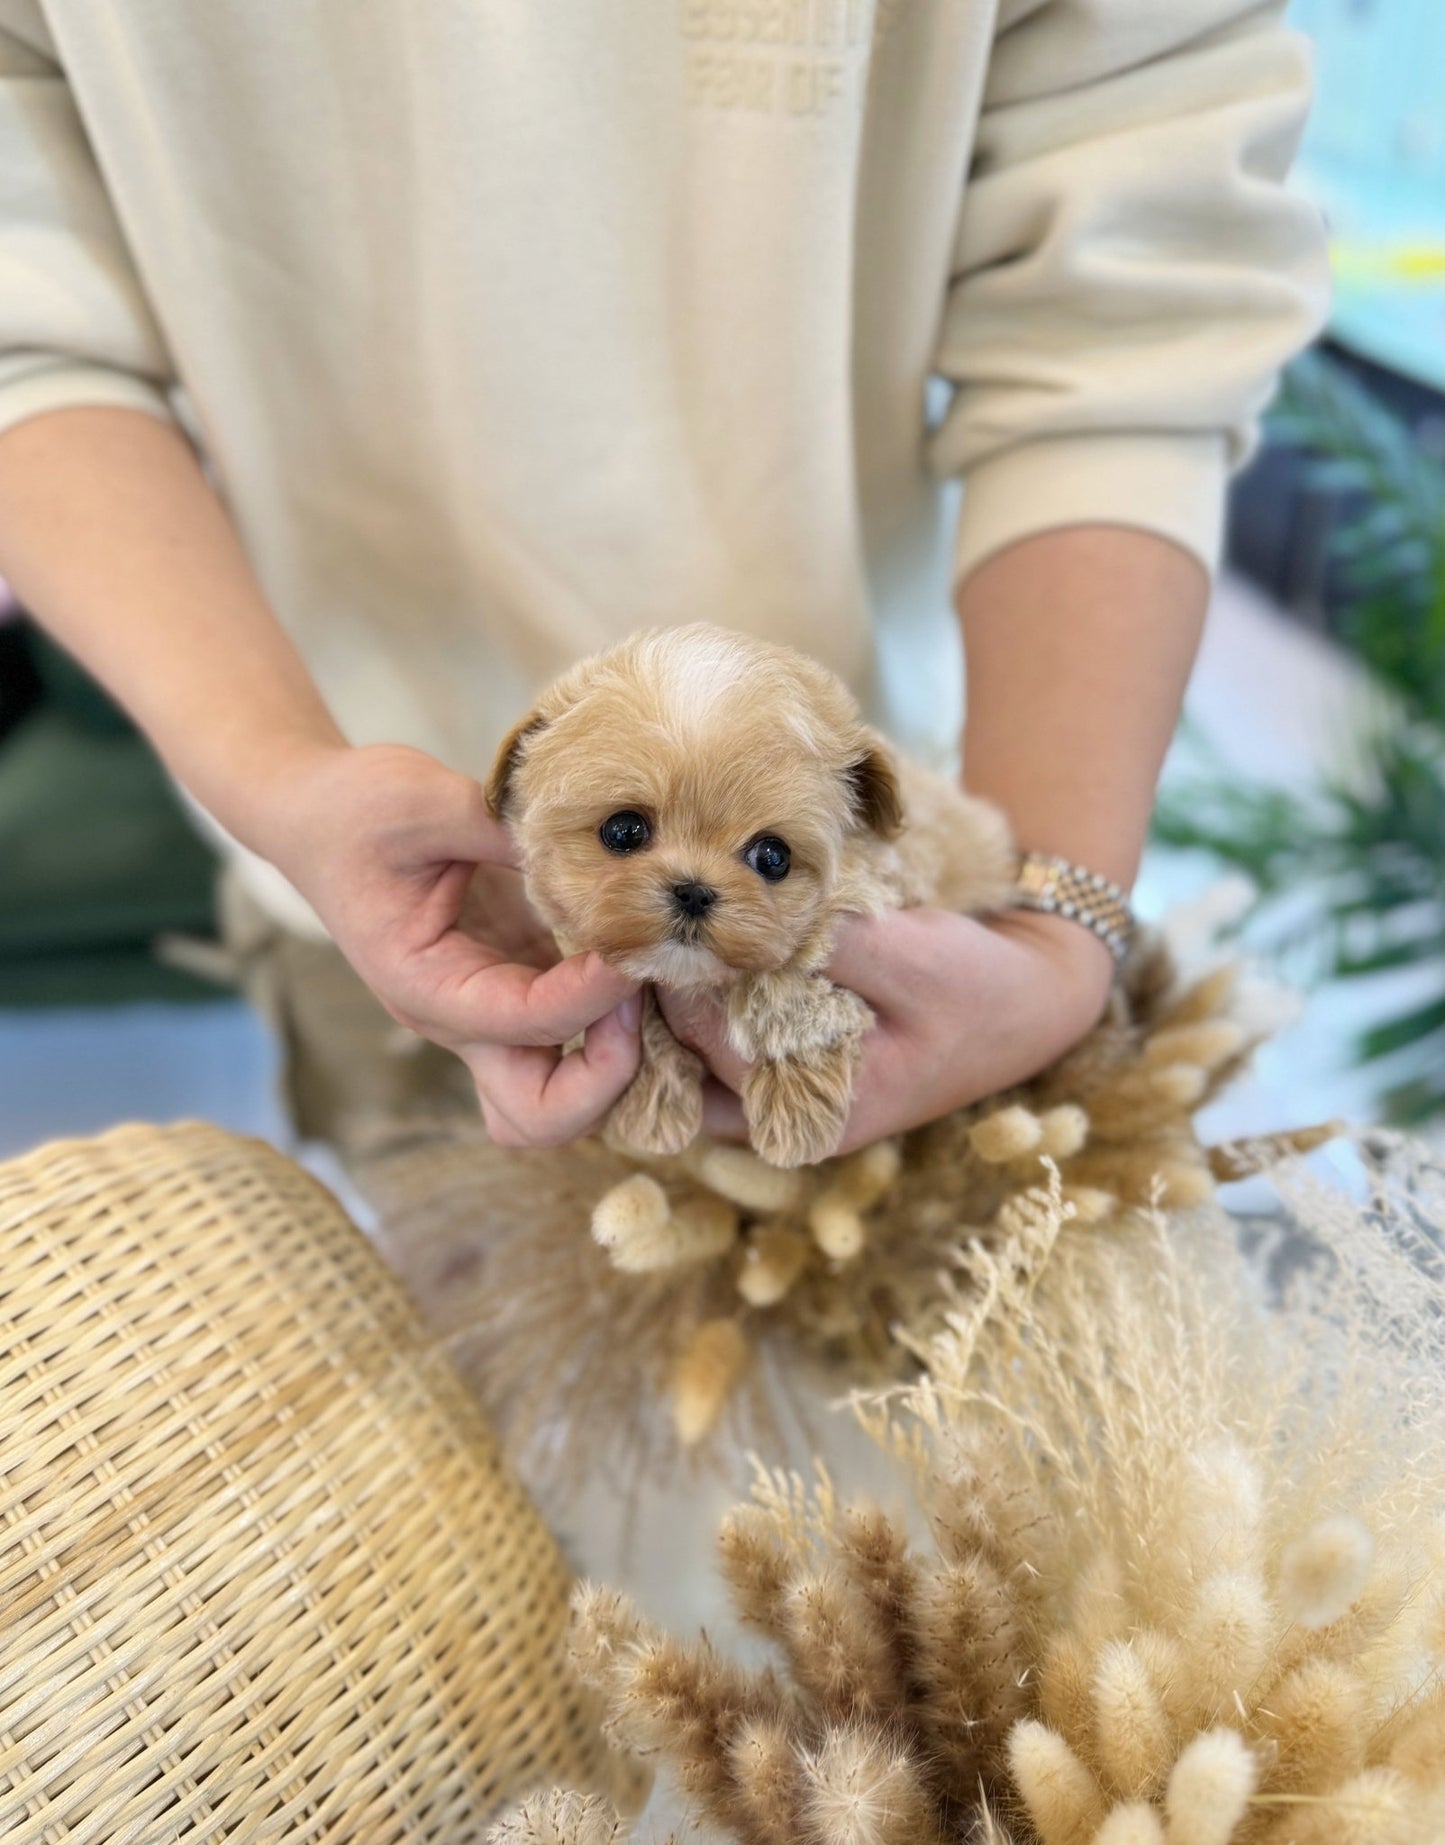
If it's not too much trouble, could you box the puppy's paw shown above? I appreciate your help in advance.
[728,972,871,1065]
[743,1049,856,1169]
[604,1044,705,1158]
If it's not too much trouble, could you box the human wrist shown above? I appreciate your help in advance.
[198,717,351,868]
[1006,826,1145,898]
[990,905,1115,1018]
[1012,848,1135,968]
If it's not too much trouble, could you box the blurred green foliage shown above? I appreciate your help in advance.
[1156,351,1445,1123]
[0,625,218,1006]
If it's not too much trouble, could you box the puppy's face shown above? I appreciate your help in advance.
[488,627,900,988]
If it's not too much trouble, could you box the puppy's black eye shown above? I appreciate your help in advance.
[600,810,651,854]
[745,835,791,882]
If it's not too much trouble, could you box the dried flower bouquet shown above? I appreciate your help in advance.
[370,936,1333,1482]
[494,1136,1445,1845]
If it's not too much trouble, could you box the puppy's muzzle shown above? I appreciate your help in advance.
[671,881,718,921]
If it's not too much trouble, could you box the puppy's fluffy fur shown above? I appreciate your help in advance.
[487,625,1015,1166]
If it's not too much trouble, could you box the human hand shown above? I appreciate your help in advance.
[253,740,641,1146]
[660,906,1114,1153]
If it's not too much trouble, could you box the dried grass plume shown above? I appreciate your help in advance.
[492,1136,1445,1844]
[372,939,1336,1487]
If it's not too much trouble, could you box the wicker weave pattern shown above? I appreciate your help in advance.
[0,1122,620,1842]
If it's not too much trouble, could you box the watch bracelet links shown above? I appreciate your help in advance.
[1012,850,1135,965]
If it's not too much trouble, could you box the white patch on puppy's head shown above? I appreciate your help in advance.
[488,623,903,981]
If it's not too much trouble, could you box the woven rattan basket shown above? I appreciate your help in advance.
[0,1121,627,1841]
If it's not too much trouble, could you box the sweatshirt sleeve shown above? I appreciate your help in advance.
[932,0,1332,586]
[0,1,175,439]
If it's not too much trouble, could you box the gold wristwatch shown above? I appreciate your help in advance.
[1013,851,1135,965]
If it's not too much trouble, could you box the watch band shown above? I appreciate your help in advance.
[1013,851,1135,965]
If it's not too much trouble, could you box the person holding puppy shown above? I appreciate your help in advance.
[0,2,1327,1153]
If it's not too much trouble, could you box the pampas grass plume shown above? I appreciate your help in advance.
[835,1503,920,1669]
[569,1582,643,1692]
[1128,1631,1188,1732]
[1041,1632,1098,1748]
[971,1106,1044,1164]
[810,1196,868,1262]
[1389,1688,1445,1786]
[695,1144,805,1214]
[614,1629,761,1804]
[1039,1105,1090,1160]
[591,1178,735,1273]
[717,1504,792,1636]
[591,1175,672,1266]
[1088,1064,1207,1137]
[737,1225,811,1307]
[1142,1022,1245,1073]
[487,1791,629,1845]
[800,1726,936,1845]
[1260,1659,1367,1793]
[1180,1443,1264,1577]
[1070,1554,1130,1654]
[850,1138,902,1196]
[1094,1803,1166,1845]
[783,1566,897,1720]
[1162,1728,1255,1845]
[807,1143,903,1262]
[1062,1185,1116,1225]
[1092,1639,1172,1801]
[1181,1572,1272,1719]
[913,1553,1024,1768]
[1206,1123,1343,1184]
[1009,1720,1103,1845]
[1263,1764,1414,1844]
[1277,1516,1375,1630]
[672,1318,750,1446]
[1163,965,1237,1027]
[1152,1161,1215,1208]
[728,1716,805,1845]
[671,1190,740,1258]
[1419,1580,1445,1664]
[924,1423,1035,1577]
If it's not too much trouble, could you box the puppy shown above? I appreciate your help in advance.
[486,624,1016,1167]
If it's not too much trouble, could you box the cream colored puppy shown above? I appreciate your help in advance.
[486,625,1015,1167]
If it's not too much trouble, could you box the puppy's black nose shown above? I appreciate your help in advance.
[671,881,718,919]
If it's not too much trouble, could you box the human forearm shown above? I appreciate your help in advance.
[957,526,1208,891]
[0,405,643,1136]
[0,406,344,853]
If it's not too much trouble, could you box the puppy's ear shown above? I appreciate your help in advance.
[846,734,904,838]
[485,712,547,819]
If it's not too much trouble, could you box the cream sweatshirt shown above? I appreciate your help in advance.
[1,1,1328,927]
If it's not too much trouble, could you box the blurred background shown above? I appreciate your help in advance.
[3,0,1442,1163]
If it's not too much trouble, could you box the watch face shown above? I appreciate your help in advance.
[1017,856,1056,899]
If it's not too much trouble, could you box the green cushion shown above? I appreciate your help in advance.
[0,633,220,1006]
